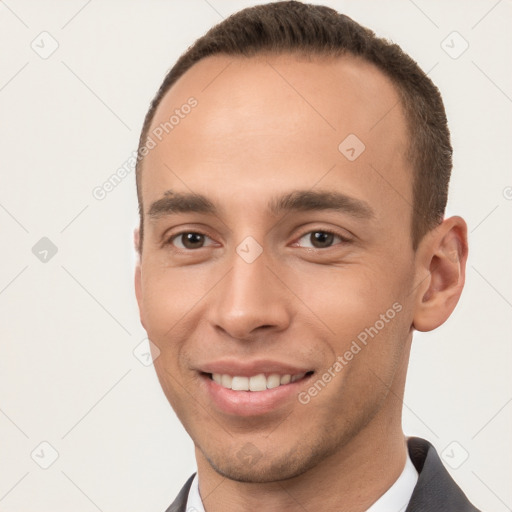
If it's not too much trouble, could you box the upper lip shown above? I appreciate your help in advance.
[198,359,314,377]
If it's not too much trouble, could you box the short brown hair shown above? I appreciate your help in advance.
[136,0,452,251]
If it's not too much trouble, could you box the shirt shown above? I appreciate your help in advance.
[186,452,418,511]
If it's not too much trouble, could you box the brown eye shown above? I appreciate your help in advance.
[310,231,335,248]
[172,232,209,249]
[296,230,346,249]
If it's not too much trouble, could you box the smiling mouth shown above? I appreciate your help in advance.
[204,371,315,391]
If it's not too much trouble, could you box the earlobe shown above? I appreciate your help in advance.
[412,217,468,332]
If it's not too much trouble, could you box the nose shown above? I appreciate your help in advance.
[209,251,291,341]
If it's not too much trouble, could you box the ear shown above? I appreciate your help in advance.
[133,227,145,329]
[412,216,468,332]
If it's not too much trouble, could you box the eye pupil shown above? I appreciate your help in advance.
[311,231,334,248]
[182,233,204,249]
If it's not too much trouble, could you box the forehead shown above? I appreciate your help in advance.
[141,53,411,223]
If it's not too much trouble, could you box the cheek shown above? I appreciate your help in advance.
[296,265,394,325]
[139,263,206,338]
[292,263,410,362]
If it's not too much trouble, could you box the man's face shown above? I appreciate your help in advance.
[136,54,419,482]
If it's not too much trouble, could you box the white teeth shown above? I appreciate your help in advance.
[211,372,309,391]
[221,374,232,388]
[280,374,291,385]
[231,376,249,391]
[266,374,281,389]
[249,374,267,391]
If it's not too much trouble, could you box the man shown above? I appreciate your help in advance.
[133,1,480,510]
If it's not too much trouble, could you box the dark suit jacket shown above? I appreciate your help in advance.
[165,437,481,511]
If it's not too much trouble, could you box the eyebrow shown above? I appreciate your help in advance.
[268,190,374,219]
[147,189,374,220]
[148,191,216,218]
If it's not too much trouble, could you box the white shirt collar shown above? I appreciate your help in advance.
[185,472,205,512]
[366,452,418,512]
[186,452,418,512]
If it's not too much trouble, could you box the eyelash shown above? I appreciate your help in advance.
[164,228,352,250]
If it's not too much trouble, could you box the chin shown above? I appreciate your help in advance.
[208,457,305,483]
[202,440,329,484]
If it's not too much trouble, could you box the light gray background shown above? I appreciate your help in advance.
[1,1,511,510]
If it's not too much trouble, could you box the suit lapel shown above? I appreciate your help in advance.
[164,473,196,512]
[406,437,480,512]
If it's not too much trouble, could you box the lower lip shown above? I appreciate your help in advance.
[200,373,314,416]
